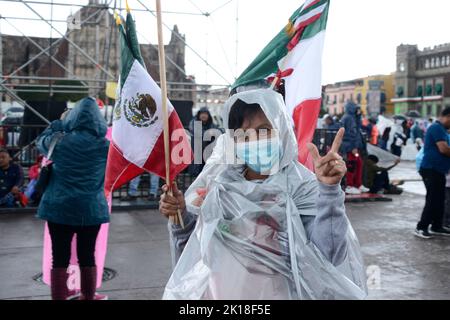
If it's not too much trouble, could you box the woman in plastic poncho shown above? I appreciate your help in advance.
[36,97,110,300]
[159,89,367,299]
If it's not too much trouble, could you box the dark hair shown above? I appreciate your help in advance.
[402,120,408,130]
[441,107,450,117]
[0,148,9,155]
[381,127,391,140]
[196,107,212,125]
[368,155,379,163]
[228,99,264,129]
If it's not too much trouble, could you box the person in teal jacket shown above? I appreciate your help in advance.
[36,97,110,300]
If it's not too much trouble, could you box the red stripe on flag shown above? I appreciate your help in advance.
[143,111,192,182]
[104,112,192,195]
[304,0,322,10]
[296,12,322,29]
[292,99,321,171]
[287,12,322,51]
[104,142,145,196]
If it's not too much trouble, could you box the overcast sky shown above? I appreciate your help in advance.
[1,0,450,86]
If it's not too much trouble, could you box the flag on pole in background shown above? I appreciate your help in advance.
[104,10,191,195]
[232,0,330,169]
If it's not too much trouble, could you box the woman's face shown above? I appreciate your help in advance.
[234,110,274,143]
[233,109,281,176]
[199,112,209,123]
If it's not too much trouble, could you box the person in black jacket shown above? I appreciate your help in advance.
[188,107,220,176]
[0,149,25,207]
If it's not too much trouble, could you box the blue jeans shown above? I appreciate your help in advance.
[128,174,160,197]
[0,193,16,207]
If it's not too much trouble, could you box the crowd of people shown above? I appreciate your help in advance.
[18,90,368,300]
[1,93,449,300]
[3,100,448,226]
[2,99,420,209]
[322,102,450,238]
[322,102,404,196]
[0,104,223,209]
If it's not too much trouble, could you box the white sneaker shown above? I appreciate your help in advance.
[359,185,370,193]
[345,187,362,195]
[414,229,433,239]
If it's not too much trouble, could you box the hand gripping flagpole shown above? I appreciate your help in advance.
[155,0,184,228]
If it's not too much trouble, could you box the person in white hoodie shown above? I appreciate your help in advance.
[159,89,367,300]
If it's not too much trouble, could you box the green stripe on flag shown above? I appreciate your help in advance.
[118,13,146,89]
[300,1,329,41]
[232,28,290,90]
[119,21,135,89]
[291,0,329,21]
[126,12,146,68]
[232,0,329,90]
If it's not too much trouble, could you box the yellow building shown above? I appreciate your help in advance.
[354,74,395,115]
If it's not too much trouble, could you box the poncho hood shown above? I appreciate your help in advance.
[222,88,298,171]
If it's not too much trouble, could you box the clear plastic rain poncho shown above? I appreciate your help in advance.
[163,89,367,300]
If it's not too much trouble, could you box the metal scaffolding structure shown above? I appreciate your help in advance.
[0,0,233,126]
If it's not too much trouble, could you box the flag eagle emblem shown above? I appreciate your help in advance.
[118,93,159,127]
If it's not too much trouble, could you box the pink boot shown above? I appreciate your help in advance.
[50,268,69,300]
[78,267,108,300]
[79,267,96,300]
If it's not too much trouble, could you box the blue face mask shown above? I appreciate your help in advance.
[235,137,282,175]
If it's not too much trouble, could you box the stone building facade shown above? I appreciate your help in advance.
[353,74,395,116]
[323,79,363,116]
[1,0,195,102]
[392,43,450,117]
[324,74,395,117]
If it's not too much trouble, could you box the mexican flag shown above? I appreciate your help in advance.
[232,0,330,169]
[104,11,191,195]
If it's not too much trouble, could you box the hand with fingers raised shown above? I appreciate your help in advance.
[307,128,347,186]
[159,183,186,220]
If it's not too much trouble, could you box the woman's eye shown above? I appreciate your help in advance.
[258,128,271,137]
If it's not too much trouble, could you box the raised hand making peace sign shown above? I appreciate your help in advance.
[307,128,347,186]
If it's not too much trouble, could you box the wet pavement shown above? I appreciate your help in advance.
[390,160,425,196]
[0,162,448,300]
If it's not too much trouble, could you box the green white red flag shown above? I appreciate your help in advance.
[233,0,330,168]
[104,11,191,196]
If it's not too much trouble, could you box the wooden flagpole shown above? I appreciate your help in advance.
[155,0,184,228]
[270,59,288,90]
